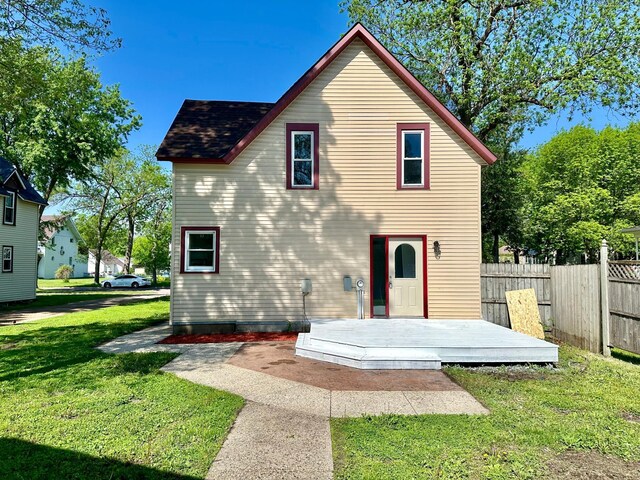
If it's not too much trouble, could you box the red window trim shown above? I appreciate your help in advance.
[179,226,220,274]
[2,245,13,273]
[396,123,430,190]
[285,123,319,190]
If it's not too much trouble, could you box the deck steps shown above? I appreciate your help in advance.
[295,319,559,370]
[296,333,442,370]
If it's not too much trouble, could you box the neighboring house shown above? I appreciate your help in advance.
[88,250,125,277]
[0,157,47,303]
[156,24,496,333]
[498,246,539,265]
[38,215,88,278]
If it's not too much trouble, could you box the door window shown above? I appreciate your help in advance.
[394,244,416,278]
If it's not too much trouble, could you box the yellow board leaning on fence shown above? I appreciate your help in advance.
[505,288,545,340]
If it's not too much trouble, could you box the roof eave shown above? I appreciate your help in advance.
[156,156,228,164]
[17,193,47,206]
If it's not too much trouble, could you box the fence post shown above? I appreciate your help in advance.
[600,239,611,356]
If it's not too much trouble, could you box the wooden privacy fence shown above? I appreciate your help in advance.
[550,265,601,353]
[609,276,640,355]
[481,263,551,328]
[481,246,640,355]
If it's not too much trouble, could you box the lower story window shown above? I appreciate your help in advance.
[2,245,13,273]
[181,227,220,273]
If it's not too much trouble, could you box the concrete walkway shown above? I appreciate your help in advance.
[98,323,489,479]
[0,289,169,325]
[207,402,333,480]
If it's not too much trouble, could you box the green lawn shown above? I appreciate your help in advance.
[37,278,107,288]
[0,298,243,479]
[38,276,171,289]
[0,291,154,313]
[332,347,640,479]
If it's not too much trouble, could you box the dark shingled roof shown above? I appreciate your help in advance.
[156,100,275,160]
[0,156,47,205]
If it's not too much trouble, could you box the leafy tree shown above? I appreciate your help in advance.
[525,124,640,262]
[117,145,171,273]
[1,0,120,52]
[0,41,141,213]
[65,154,150,284]
[343,0,640,144]
[342,0,640,259]
[133,219,171,285]
[481,148,527,262]
[75,213,126,258]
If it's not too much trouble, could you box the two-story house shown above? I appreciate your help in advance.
[0,157,47,303]
[38,215,88,279]
[156,24,496,334]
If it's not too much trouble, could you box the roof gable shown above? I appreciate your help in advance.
[41,215,83,242]
[0,156,47,205]
[4,170,26,190]
[156,23,496,165]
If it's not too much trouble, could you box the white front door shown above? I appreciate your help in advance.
[388,238,424,317]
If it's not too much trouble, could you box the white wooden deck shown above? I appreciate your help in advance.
[295,319,559,370]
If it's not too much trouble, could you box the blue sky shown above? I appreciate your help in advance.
[94,0,633,154]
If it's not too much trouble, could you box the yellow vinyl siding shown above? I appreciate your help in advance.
[171,39,482,325]
[0,198,39,303]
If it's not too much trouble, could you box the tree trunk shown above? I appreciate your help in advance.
[514,249,520,264]
[556,249,565,265]
[124,212,134,274]
[94,242,102,285]
[151,238,158,286]
[492,232,500,263]
[151,264,157,286]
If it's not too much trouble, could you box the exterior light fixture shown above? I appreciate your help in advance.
[433,241,441,259]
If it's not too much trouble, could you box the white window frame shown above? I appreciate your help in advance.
[3,191,16,225]
[401,130,425,187]
[290,130,314,188]
[184,229,217,273]
[2,245,13,273]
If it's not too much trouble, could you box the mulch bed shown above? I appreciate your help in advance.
[158,332,299,344]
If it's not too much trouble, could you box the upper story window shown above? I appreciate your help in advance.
[286,123,319,190]
[2,245,13,273]
[180,227,220,274]
[3,192,16,225]
[396,123,430,190]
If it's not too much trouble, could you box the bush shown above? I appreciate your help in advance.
[55,265,74,282]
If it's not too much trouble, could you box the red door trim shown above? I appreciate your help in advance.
[369,234,428,319]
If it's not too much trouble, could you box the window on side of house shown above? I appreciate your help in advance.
[3,192,16,225]
[397,123,430,190]
[2,246,13,273]
[181,227,220,273]
[286,123,319,189]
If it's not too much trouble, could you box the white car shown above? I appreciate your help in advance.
[101,274,151,289]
